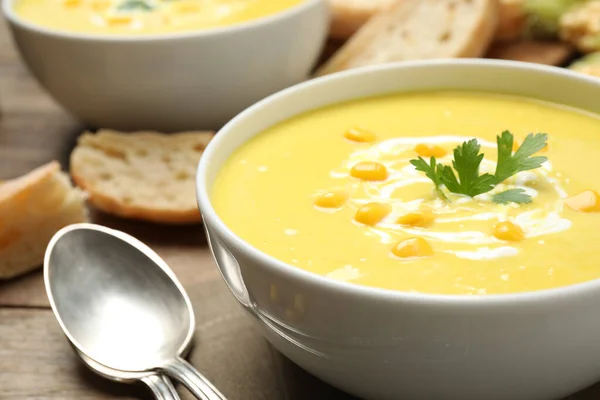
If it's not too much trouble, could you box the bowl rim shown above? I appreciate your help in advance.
[197,58,600,306]
[3,0,324,42]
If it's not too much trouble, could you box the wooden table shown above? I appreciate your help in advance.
[0,18,599,400]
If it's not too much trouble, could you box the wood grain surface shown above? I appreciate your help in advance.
[0,14,599,400]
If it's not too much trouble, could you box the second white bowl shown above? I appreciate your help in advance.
[4,0,329,131]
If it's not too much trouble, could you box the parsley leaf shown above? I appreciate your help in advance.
[492,189,533,205]
[410,131,549,203]
[410,156,448,200]
[494,131,548,184]
[117,0,153,11]
[440,139,496,197]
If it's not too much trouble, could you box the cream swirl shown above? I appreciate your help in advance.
[331,136,571,260]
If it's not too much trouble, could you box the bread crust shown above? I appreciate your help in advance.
[328,0,397,40]
[0,161,88,279]
[495,0,526,42]
[69,177,204,224]
[316,0,500,77]
[70,130,214,225]
[329,0,518,43]
[487,40,575,66]
[0,161,60,202]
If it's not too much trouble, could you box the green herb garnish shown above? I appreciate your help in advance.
[439,139,497,197]
[493,131,548,183]
[117,0,153,12]
[492,189,533,205]
[410,155,448,201]
[411,131,548,204]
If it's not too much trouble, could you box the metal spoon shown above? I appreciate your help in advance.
[44,223,227,400]
[73,290,193,400]
[78,350,181,400]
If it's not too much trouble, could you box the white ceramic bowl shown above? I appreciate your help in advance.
[3,0,328,131]
[197,59,600,400]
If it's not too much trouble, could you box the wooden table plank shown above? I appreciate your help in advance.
[0,282,356,400]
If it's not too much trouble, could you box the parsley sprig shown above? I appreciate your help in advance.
[410,131,548,204]
[117,0,154,12]
[410,156,448,200]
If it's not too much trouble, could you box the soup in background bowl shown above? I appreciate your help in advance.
[197,60,600,400]
[13,0,306,35]
[3,0,328,131]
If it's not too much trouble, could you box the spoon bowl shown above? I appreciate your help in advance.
[45,224,192,371]
[44,223,227,400]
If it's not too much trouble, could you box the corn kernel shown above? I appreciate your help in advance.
[392,237,434,258]
[344,127,377,143]
[106,15,133,25]
[91,0,110,11]
[565,190,600,212]
[314,190,348,209]
[397,210,435,227]
[414,143,447,158]
[354,202,392,226]
[175,2,200,13]
[493,221,525,242]
[350,161,388,181]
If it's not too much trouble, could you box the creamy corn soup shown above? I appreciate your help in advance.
[212,91,600,295]
[14,0,304,35]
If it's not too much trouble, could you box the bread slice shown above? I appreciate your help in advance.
[0,161,88,280]
[70,129,214,225]
[495,0,526,42]
[328,0,517,42]
[328,0,397,40]
[486,40,575,66]
[316,0,500,77]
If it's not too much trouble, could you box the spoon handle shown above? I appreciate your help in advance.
[162,357,227,400]
[141,374,181,400]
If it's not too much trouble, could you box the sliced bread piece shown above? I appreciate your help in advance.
[0,161,88,279]
[70,129,214,225]
[486,40,575,66]
[316,0,500,77]
[329,0,397,40]
[495,0,527,42]
[329,0,519,42]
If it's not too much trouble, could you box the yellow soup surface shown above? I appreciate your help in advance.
[212,91,600,295]
[14,0,305,35]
